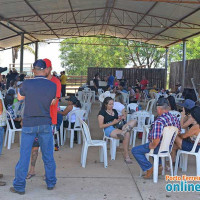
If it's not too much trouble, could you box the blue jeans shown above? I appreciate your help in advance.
[132,142,160,172]
[13,125,57,192]
[0,127,4,155]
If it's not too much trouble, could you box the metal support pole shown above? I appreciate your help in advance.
[35,41,38,61]
[165,47,168,89]
[182,41,186,91]
[20,33,24,73]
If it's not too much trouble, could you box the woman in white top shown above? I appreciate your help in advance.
[114,93,137,128]
[58,96,81,142]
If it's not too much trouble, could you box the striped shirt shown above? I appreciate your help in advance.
[148,112,181,143]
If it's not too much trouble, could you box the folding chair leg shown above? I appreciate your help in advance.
[153,156,159,183]
[81,142,85,165]
[161,157,165,175]
[111,139,117,160]
[103,144,108,168]
[129,132,133,145]
[70,130,74,148]
[174,150,181,176]
[132,130,137,147]
[196,155,200,176]
[182,154,188,172]
[99,146,103,163]
[78,131,81,144]
[169,156,173,176]
[7,130,13,149]
[82,145,88,168]
[4,128,8,147]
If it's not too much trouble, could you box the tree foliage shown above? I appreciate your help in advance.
[59,36,200,75]
[169,36,200,62]
[59,37,166,75]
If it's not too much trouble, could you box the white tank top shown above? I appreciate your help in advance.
[67,106,80,123]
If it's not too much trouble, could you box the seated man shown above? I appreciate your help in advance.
[171,106,200,163]
[118,84,128,93]
[132,98,181,178]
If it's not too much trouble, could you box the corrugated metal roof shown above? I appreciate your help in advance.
[0,0,199,49]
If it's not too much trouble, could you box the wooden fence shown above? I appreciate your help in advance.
[66,75,87,86]
[87,67,166,89]
[169,59,200,91]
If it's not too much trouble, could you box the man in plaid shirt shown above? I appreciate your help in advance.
[132,98,181,179]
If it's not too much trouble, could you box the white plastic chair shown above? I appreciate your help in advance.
[75,91,83,102]
[169,110,181,120]
[121,92,129,106]
[4,111,22,149]
[142,125,151,145]
[83,87,91,92]
[146,126,178,183]
[126,103,138,122]
[175,93,184,103]
[79,118,108,168]
[81,102,91,126]
[146,99,156,114]
[103,130,119,160]
[174,132,200,176]
[64,109,87,148]
[130,111,151,147]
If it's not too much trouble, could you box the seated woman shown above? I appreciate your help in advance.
[179,99,196,130]
[113,92,137,128]
[57,96,81,142]
[4,90,22,129]
[171,106,200,163]
[98,96,133,164]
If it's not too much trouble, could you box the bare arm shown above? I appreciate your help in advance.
[182,116,195,129]
[58,105,72,116]
[18,92,25,101]
[149,138,160,149]
[98,115,119,129]
[180,125,198,139]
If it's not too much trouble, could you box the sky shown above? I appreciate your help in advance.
[0,42,63,75]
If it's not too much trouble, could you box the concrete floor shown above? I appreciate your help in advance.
[0,101,199,200]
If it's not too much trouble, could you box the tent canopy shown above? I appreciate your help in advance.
[0,0,200,49]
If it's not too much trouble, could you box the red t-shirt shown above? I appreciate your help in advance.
[50,76,61,125]
[140,79,148,90]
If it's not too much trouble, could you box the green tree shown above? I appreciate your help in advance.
[60,37,130,75]
[127,41,165,68]
[59,37,166,75]
[169,36,200,62]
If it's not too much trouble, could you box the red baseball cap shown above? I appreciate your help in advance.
[43,58,52,68]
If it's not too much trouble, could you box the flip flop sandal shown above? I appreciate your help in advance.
[26,173,35,179]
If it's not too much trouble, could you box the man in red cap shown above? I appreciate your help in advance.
[26,58,61,179]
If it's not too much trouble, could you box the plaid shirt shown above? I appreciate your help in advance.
[148,112,181,143]
[7,104,16,120]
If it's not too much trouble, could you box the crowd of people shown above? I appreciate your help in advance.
[0,64,199,195]
[93,73,149,103]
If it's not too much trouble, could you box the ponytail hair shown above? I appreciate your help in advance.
[75,99,81,108]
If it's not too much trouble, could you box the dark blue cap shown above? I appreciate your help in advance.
[178,99,195,110]
[33,59,46,69]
